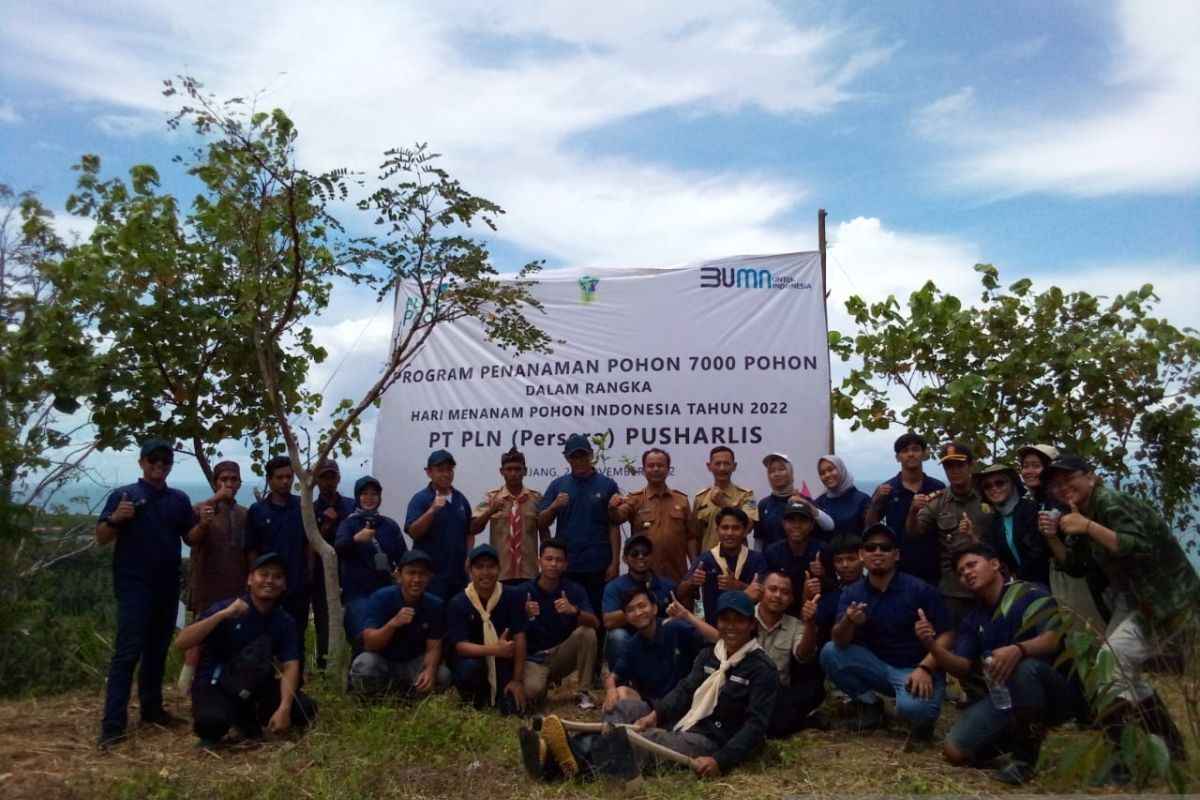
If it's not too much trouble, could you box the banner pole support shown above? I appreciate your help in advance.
[819,209,834,454]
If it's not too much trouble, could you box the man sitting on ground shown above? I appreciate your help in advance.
[600,535,676,669]
[178,553,317,748]
[678,507,766,624]
[603,586,704,710]
[522,539,600,709]
[796,533,864,664]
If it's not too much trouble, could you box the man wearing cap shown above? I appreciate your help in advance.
[537,434,623,674]
[764,500,828,617]
[906,441,987,623]
[522,591,778,782]
[756,452,834,552]
[1041,455,1198,769]
[335,476,408,650]
[865,433,946,588]
[245,455,312,676]
[350,549,451,698]
[447,544,529,713]
[95,438,210,749]
[691,446,759,552]
[610,448,695,584]
[406,449,474,600]
[470,447,548,584]
[182,461,249,690]
[522,539,599,708]
[678,507,767,625]
[177,553,317,747]
[820,523,953,738]
[312,458,354,670]
[600,534,677,669]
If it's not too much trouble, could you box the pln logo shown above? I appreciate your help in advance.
[578,275,600,303]
[402,282,450,325]
[699,267,811,291]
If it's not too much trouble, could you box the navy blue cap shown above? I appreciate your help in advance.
[623,534,653,555]
[398,549,433,569]
[427,449,456,468]
[715,590,755,618]
[467,543,501,564]
[862,522,898,542]
[782,500,816,519]
[562,433,593,455]
[1044,454,1093,477]
[139,437,174,458]
[251,551,288,574]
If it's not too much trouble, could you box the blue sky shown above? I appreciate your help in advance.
[1,0,1197,493]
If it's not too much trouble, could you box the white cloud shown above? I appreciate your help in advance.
[911,87,974,139]
[920,0,1200,196]
[0,99,20,123]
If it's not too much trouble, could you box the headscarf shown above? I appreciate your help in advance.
[818,454,856,498]
[764,454,796,498]
[351,475,382,520]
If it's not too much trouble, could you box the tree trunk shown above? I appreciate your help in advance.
[298,478,346,675]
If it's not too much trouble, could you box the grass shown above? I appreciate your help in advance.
[0,674,1195,799]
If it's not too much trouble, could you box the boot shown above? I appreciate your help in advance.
[1137,692,1187,761]
[993,717,1044,785]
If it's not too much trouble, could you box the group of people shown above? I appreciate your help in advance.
[95,431,1197,787]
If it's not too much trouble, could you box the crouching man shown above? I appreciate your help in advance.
[519,591,778,782]
[176,553,318,747]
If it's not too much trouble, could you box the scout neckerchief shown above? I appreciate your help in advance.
[673,636,761,732]
[465,582,502,703]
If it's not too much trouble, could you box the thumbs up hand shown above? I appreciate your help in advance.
[914,607,936,647]
[802,593,819,623]
[803,570,821,601]
[112,492,135,524]
[353,519,377,543]
[553,590,578,616]
[957,512,974,538]
[494,628,516,659]
[1059,502,1092,536]
[524,592,539,618]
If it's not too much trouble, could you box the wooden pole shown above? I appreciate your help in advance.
[819,209,834,454]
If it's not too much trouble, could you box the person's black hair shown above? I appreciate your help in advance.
[714,506,749,528]
[954,542,1000,567]
[709,445,734,460]
[642,447,671,466]
[539,537,569,557]
[763,569,793,588]
[893,432,928,453]
[264,455,292,479]
[829,533,863,556]
[619,585,656,610]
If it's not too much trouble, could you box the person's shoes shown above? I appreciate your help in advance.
[576,690,596,710]
[802,709,832,731]
[538,714,580,777]
[991,759,1036,785]
[519,727,549,781]
[140,708,182,728]
[845,700,884,732]
[96,726,128,750]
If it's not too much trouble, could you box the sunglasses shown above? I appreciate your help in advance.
[862,542,896,553]
[146,454,174,466]
[626,548,651,558]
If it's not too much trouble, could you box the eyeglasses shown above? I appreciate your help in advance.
[626,548,651,558]
[981,478,1009,490]
[862,542,896,553]
[146,454,174,466]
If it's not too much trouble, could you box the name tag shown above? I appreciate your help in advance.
[730,675,749,685]
[703,666,716,674]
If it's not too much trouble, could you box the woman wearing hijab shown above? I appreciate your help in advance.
[974,464,1048,584]
[814,455,870,541]
[335,476,408,650]
[756,452,834,550]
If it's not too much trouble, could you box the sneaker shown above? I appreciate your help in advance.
[576,690,596,710]
[845,700,884,732]
[519,727,549,781]
[140,708,182,728]
[991,760,1036,785]
[539,714,580,777]
[97,726,128,750]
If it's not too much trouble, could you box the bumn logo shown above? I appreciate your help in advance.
[699,266,771,289]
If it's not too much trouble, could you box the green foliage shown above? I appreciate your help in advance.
[829,265,1200,547]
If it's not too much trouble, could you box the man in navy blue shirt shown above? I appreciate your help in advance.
[405,449,474,600]
[820,523,952,738]
[863,433,945,587]
[918,543,1084,785]
[604,586,703,708]
[311,458,354,669]
[797,533,863,664]
[678,507,766,625]
[245,455,312,676]
[350,549,450,698]
[95,438,208,749]
[521,539,599,708]
[447,544,528,714]
[177,552,317,747]
[600,534,676,669]
[764,501,827,617]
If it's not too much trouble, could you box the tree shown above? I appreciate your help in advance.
[161,77,551,666]
[829,264,1200,547]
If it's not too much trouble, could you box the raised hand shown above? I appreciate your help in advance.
[913,607,935,647]
[551,492,570,510]
[111,492,135,524]
[845,601,868,626]
[494,628,516,659]
[802,593,819,623]
[391,606,416,628]
[553,591,578,616]
[224,597,250,619]
[524,592,540,618]
[1059,502,1091,536]
[690,564,707,587]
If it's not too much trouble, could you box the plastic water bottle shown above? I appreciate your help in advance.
[694,593,705,621]
[983,652,1012,711]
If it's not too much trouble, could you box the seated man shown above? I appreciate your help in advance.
[677,507,766,624]
[819,523,952,738]
[446,544,528,714]
[177,553,317,747]
[919,543,1085,785]
[796,533,864,664]
[601,535,676,669]
[349,549,451,698]
[604,587,704,709]
[522,539,600,709]
[521,591,778,782]
[763,500,828,616]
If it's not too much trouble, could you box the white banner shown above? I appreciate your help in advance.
[374,252,831,522]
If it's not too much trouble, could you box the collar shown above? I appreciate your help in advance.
[754,605,783,634]
[644,483,673,499]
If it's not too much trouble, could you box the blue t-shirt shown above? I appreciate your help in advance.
[878,473,946,586]
[755,494,793,550]
[193,595,300,688]
[815,489,871,540]
[836,571,951,668]
[601,573,676,624]
[245,494,309,597]
[521,577,594,662]
[315,493,355,540]
[538,471,620,572]
[404,485,473,599]
[814,578,864,632]
[612,619,703,701]
[362,585,447,663]
[953,582,1057,664]
[685,547,768,625]
[764,538,826,616]
[445,584,529,650]
[335,513,408,601]
[99,479,198,593]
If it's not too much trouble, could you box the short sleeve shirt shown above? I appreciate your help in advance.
[623,486,693,583]
[244,494,309,597]
[99,479,198,592]
[538,471,620,572]
[885,473,946,585]
[953,582,1057,664]
[612,619,703,701]
[362,585,447,663]
[193,595,299,688]
[755,608,804,687]
[404,485,473,599]
[521,578,594,661]
[474,486,543,581]
[445,584,528,650]
[836,571,952,668]
[692,483,759,551]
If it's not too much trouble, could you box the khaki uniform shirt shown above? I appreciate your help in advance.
[624,485,694,583]
[474,486,544,581]
[692,482,760,551]
[915,488,989,599]
[755,606,804,687]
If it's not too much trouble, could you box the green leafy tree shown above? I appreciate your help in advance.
[829,264,1200,547]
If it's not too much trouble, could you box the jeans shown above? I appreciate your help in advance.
[605,628,633,671]
[102,583,179,731]
[349,652,451,697]
[819,641,944,725]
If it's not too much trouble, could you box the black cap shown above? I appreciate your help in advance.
[139,437,175,458]
[782,500,816,519]
[562,433,593,455]
[861,522,898,542]
[467,543,501,565]
[623,534,653,555]
[398,549,434,569]
[427,449,456,468]
[251,552,288,574]
[1044,455,1093,477]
